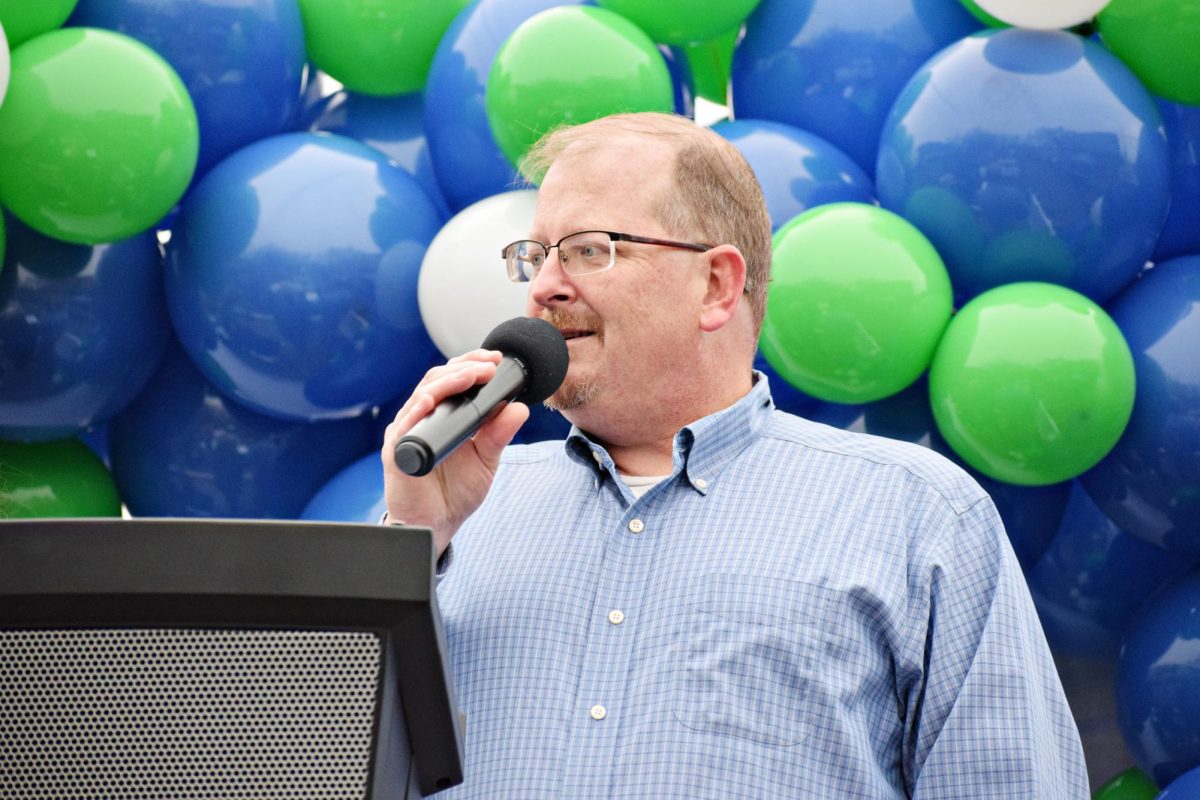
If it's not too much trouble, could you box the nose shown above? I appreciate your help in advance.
[527,247,577,311]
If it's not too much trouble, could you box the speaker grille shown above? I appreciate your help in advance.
[0,628,383,799]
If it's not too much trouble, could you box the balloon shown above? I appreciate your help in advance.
[301,451,386,523]
[109,345,375,518]
[1153,99,1200,262]
[754,353,821,418]
[760,202,953,404]
[1116,567,1200,787]
[1026,483,1198,660]
[876,30,1170,305]
[1092,767,1158,800]
[676,25,738,104]
[418,190,539,359]
[165,132,443,422]
[1097,0,1200,106]
[807,376,942,449]
[0,216,168,441]
[959,0,1007,27]
[594,0,760,45]
[296,0,471,96]
[731,0,978,176]
[307,91,450,219]
[929,282,1135,486]
[0,0,78,47]
[0,438,120,517]
[973,0,1110,29]
[486,6,674,168]
[0,19,8,109]
[424,0,588,213]
[1081,256,1200,555]
[68,0,306,177]
[1159,766,1200,800]
[0,28,198,244]
[711,119,875,232]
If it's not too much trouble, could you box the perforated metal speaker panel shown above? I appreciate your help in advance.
[0,628,383,800]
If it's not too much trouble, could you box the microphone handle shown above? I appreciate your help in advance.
[393,356,529,476]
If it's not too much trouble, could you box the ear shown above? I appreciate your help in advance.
[698,245,748,333]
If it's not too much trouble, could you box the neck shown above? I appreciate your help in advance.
[570,368,754,477]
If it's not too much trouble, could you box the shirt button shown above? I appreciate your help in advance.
[607,609,625,625]
[628,518,644,534]
[590,704,607,721]
[695,478,709,490]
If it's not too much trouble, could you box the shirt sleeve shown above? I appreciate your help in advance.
[902,495,1089,799]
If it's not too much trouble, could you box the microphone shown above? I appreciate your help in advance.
[393,317,569,476]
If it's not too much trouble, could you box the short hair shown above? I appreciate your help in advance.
[520,113,772,327]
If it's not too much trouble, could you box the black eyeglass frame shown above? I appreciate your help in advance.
[502,230,715,282]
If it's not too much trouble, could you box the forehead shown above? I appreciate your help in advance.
[532,136,677,237]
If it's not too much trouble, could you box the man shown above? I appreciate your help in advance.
[381,112,1088,798]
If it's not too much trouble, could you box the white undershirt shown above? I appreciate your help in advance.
[620,472,671,499]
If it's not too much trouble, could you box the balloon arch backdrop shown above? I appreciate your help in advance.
[0,0,1198,795]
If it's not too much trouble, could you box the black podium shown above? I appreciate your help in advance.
[0,518,464,799]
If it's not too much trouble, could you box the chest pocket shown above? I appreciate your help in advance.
[672,573,832,747]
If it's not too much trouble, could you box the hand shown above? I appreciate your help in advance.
[380,349,530,557]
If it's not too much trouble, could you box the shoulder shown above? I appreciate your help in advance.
[760,410,989,516]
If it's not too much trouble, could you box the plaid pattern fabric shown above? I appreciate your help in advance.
[434,376,1088,798]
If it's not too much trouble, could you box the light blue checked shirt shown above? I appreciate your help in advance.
[435,375,1088,798]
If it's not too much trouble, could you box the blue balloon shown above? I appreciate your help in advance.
[877,30,1171,305]
[1153,98,1200,263]
[424,0,587,212]
[808,376,941,449]
[165,132,443,421]
[307,91,452,220]
[110,344,375,518]
[79,425,110,466]
[1116,567,1200,788]
[1160,765,1200,799]
[70,0,307,177]
[755,353,821,418]
[731,0,978,178]
[1082,256,1200,554]
[0,216,168,441]
[658,44,695,121]
[712,119,875,231]
[302,451,387,523]
[1027,483,1198,661]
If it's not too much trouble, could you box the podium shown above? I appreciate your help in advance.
[0,518,464,799]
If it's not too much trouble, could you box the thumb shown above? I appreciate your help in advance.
[471,401,531,468]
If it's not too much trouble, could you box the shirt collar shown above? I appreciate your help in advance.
[564,371,775,495]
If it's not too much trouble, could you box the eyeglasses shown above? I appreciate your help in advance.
[502,230,714,283]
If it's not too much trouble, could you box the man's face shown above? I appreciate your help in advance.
[524,140,707,428]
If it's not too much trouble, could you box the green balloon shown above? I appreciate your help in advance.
[930,282,1135,486]
[1098,0,1200,105]
[0,212,6,276]
[487,6,675,169]
[596,0,760,45]
[1093,767,1158,800]
[759,202,954,404]
[681,25,739,105]
[0,0,78,48]
[298,0,471,96]
[0,439,121,518]
[0,28,198,245]
[958,0,1009,27]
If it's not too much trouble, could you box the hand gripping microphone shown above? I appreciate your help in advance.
[393,317,569,476]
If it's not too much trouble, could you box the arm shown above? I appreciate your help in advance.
[379,349,529,558]
[903,496,1089,799]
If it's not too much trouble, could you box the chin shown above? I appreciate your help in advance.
[545,376,599,412]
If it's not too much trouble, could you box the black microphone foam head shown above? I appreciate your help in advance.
[481,317,569,405]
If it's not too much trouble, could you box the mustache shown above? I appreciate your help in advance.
[538,309,603,336]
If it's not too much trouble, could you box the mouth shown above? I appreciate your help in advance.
[559,329,597,342]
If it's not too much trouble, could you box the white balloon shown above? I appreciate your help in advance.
[975,0,1111,30]
[0,20,9,111]
[418,189,539,358]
